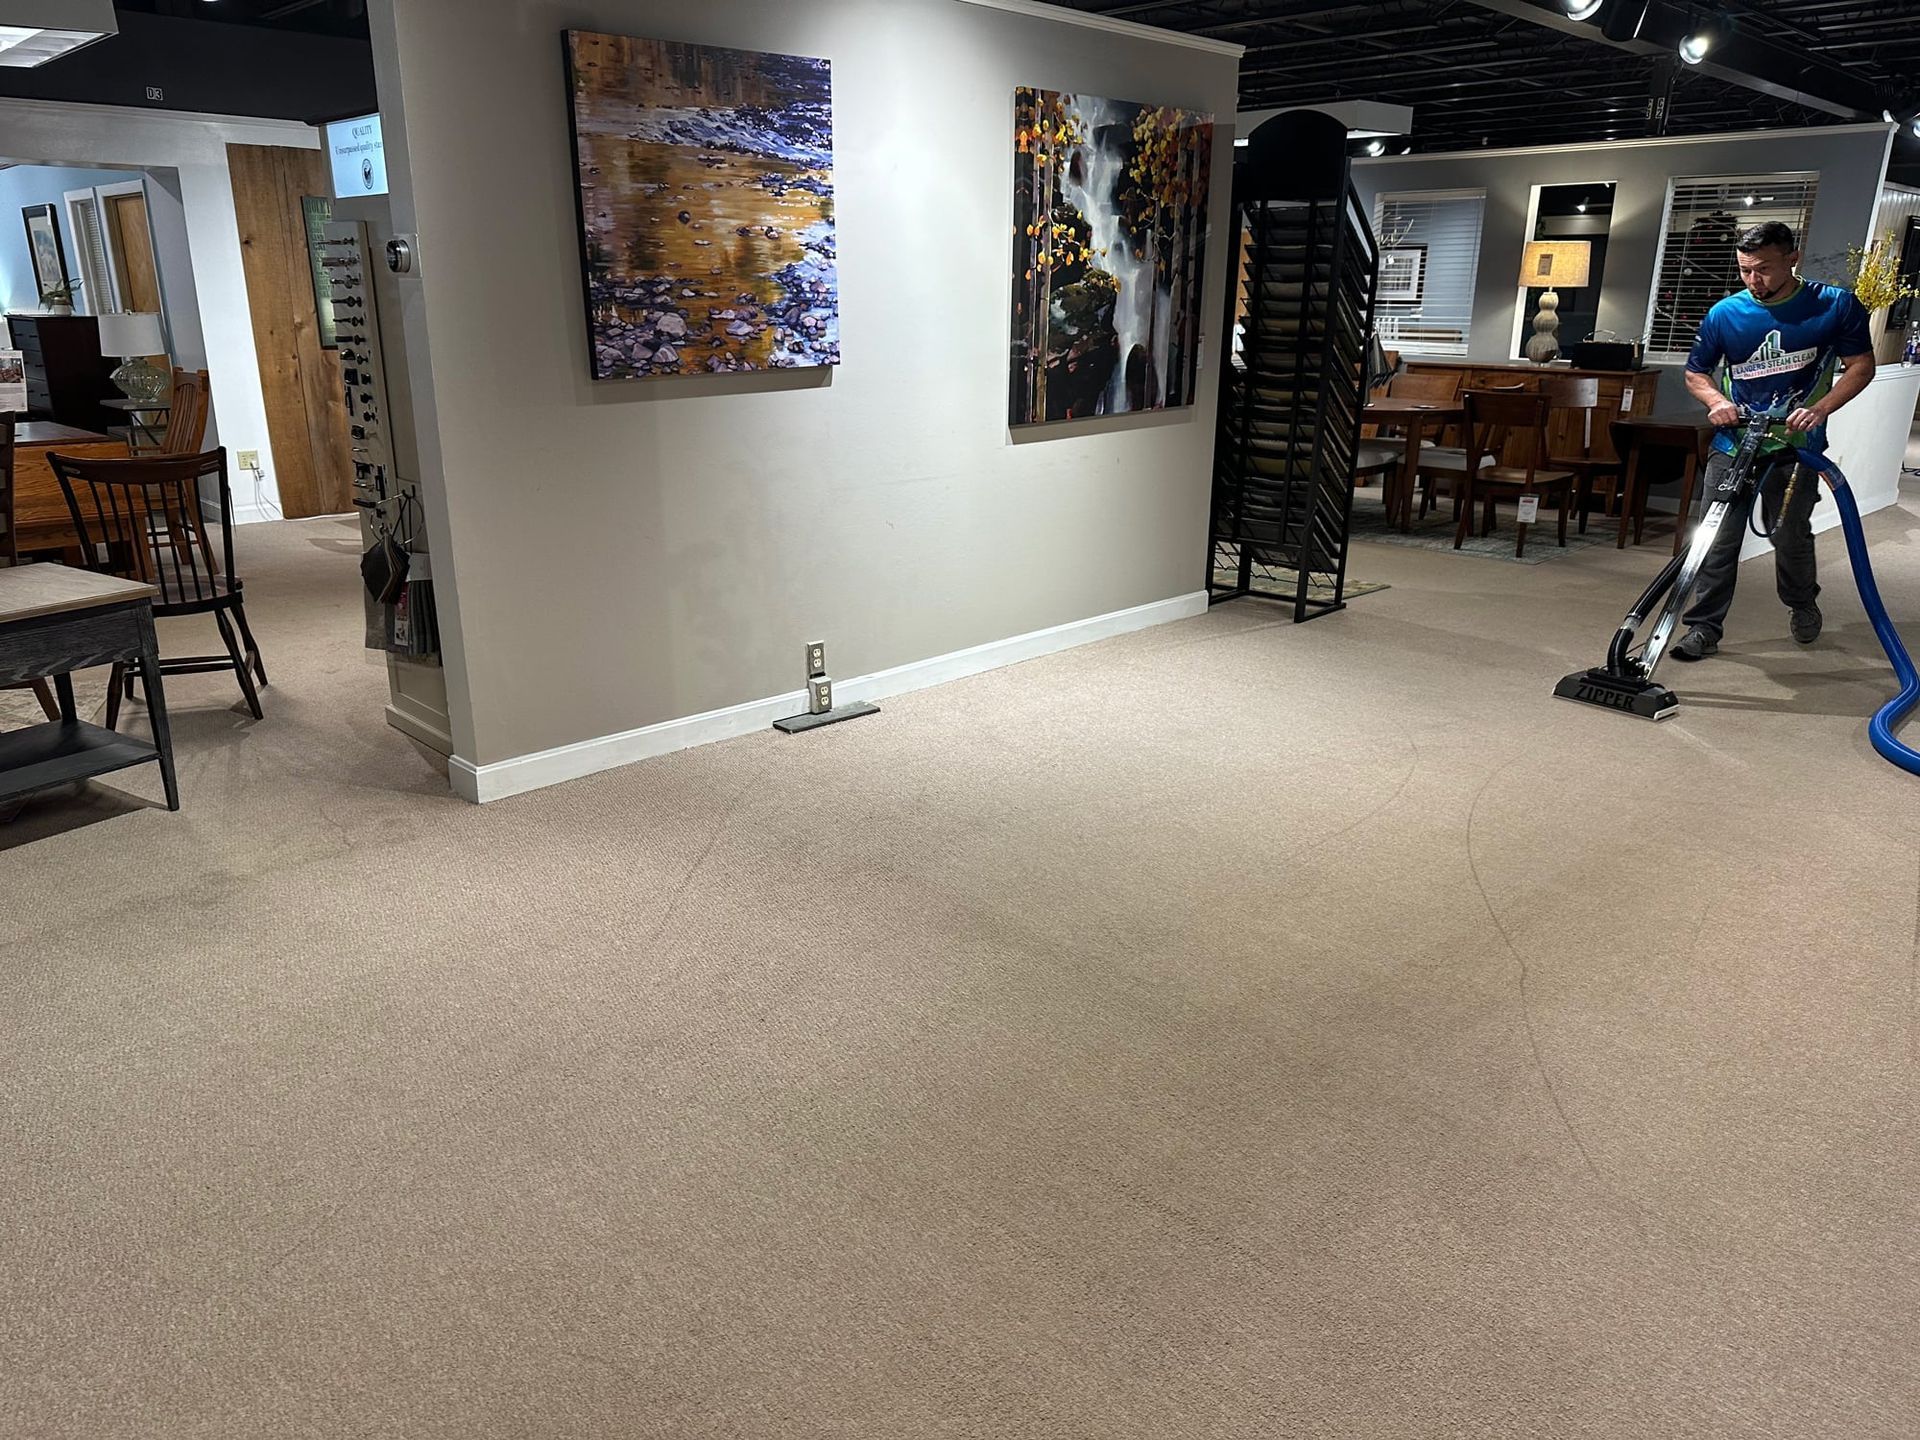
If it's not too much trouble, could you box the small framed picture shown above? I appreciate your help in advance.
[1378,244,1427,305]
[21,204,71,303]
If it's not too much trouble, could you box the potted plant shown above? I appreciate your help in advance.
[39,278,81,315]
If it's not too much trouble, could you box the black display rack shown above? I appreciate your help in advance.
[1208,112,1380,622]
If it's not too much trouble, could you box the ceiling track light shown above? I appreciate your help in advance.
[1678,11,1720,65]
[1564,0,1606,19]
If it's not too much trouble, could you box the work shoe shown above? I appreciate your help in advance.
[1672,628,1719,662]
[1790,603,1823,645]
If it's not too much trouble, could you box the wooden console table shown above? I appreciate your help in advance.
[0,564,178,812]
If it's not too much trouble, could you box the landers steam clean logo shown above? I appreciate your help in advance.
[1732,329,1817,380]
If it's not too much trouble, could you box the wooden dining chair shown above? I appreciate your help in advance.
[1610,420,1710,554]
[161,369,211,454]
[1386,371,1458,403]
[1,418,61,722]
[1413,382,1526,522]
[1453,390,1574,558]
[48,447,265,725]
[1539,375,1624,534]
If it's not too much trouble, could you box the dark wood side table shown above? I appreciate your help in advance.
[1362,398,1465,531]
[0,564,178,812]
[101,396,173,455]
[1611,417,1716,554]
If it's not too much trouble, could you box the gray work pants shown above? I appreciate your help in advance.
[1680,449,1821,642]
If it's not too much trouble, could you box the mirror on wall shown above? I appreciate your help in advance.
[1517,182,1613,358]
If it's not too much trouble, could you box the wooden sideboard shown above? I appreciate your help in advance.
[1398,359,1660,467]
[5,314,120,433]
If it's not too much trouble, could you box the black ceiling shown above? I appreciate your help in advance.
[1036,0,1920,172]
[112,0,369,40]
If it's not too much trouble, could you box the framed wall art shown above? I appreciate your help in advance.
[21,204,71,305]
[1377,244,1427,305]
[563,29,838,380]
[1009,88,1213,426]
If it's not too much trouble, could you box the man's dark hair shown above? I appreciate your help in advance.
[1736,221,1797,254]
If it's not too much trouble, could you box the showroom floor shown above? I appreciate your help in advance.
[4,498,1918,1437]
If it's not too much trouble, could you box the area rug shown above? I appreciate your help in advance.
[1347,489,1627,565]
[0,673,113,731]
[1211,548,1389,604]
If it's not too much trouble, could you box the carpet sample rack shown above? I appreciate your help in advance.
[1208,111,1379,622]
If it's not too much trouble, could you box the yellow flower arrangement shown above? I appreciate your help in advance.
[1838,230,1920,313]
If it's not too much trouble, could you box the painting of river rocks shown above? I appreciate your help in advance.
[564,31,838,380]
[1009,88,1213,426]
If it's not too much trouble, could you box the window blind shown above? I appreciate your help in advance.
[1373,190,1485,357]
[1645,174,1819,360]
[65,194,115,315]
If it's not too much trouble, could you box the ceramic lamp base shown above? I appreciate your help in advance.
[1525,287,1562,364]
[111,356,171,405]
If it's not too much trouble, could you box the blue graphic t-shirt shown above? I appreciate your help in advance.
[1685,279,1872,455]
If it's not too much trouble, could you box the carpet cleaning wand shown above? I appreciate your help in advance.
[1554,400,1784,721]
[1554,399,1920,776]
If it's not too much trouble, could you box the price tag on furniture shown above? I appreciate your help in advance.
[1517,496,1541,524]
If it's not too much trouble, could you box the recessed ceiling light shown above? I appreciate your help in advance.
[0,1,116,68]
[1743,194,1756,206]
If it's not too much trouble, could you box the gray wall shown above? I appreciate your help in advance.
[1354,125,1894,415]
[368,0,1239,770]
[0,163,139,311]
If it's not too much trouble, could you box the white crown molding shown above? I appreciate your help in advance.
[0,95,319,149]
[1355,121,1895,166]
[449,590,1210,803]
[952,0,1246,59]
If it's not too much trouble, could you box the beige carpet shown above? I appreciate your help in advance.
[3,505,1918,1438]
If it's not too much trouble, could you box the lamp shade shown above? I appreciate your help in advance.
[1520,240,1591,290]
[96,311,166,357]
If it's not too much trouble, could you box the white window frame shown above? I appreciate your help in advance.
[1642,171,1820,364]
[1508,178,1618,359]
[63,177,155,318]
[63,187,114,315]
[1372,187,1486,358]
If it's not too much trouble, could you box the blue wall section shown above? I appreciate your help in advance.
[0,164,143,312]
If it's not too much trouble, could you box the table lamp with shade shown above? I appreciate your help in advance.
[1519,240,1592,363]
[95,311,170,404]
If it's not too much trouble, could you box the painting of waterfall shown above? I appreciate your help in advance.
[1009,88,1213,426]
[564,31,838,380]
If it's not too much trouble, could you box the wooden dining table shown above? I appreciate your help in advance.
[1361,397,1464,532]
[9,421,130,556]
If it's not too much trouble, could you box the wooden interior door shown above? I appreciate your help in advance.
[104,191,163,321]
[227,143,352,518]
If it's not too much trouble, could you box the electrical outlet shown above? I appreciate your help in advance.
[805,640,827,678]
[808,677,833,715]
[237,450,260,472]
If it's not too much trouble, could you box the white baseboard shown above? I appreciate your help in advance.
[229,501,281,526]
[450,590,1208,804]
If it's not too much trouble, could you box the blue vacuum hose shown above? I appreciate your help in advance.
[1810,454,1920,775]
